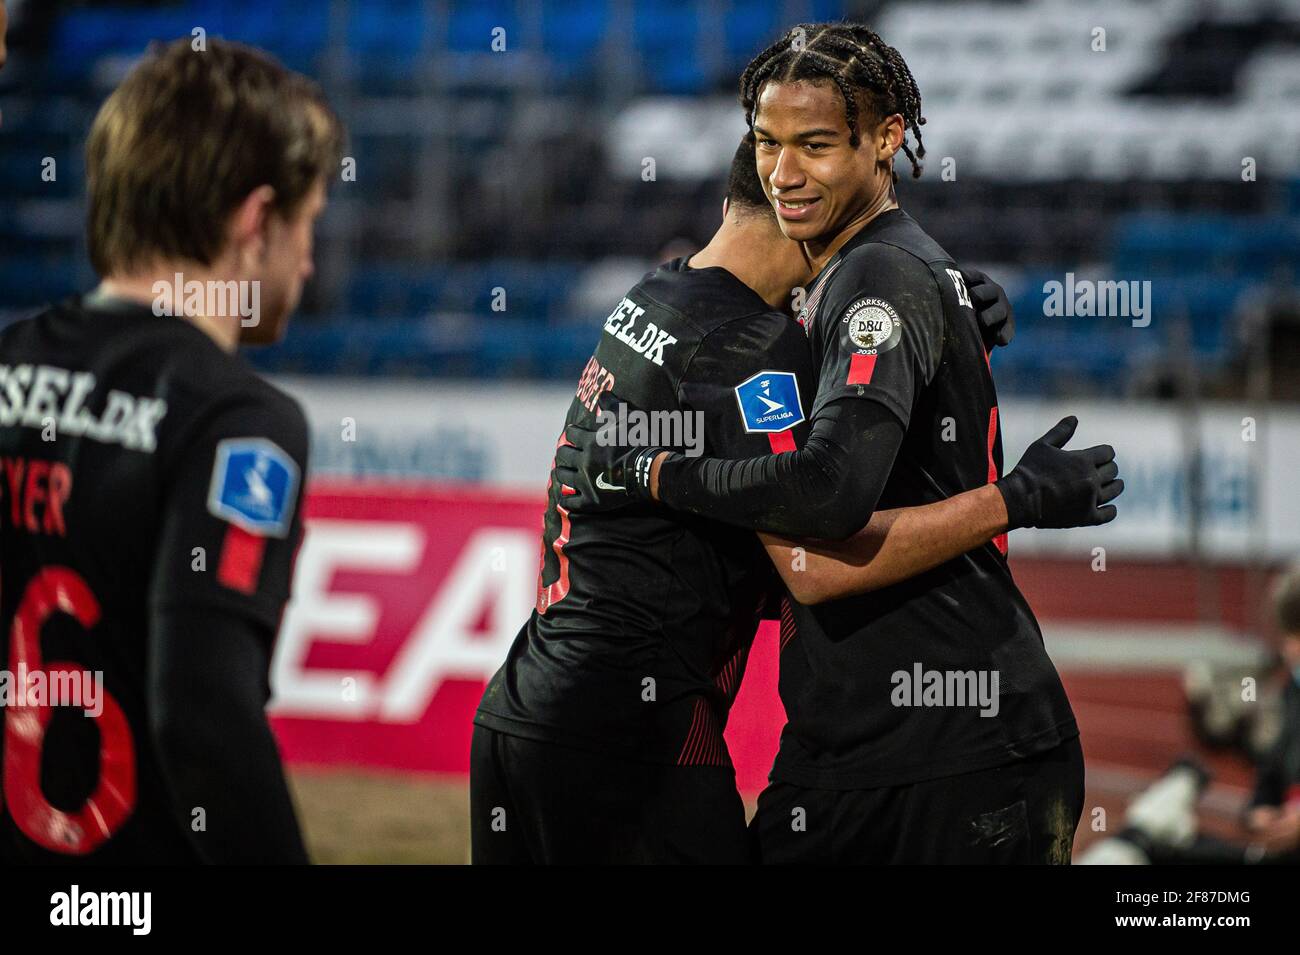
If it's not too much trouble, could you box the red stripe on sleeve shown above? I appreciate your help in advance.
[217,524,266,594]
[847,353,877,385]
[767,429,796,453]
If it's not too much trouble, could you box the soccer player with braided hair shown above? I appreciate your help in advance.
[738,21,928,184]
[561,22,1124,864]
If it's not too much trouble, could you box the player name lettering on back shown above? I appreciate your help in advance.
[0,456,72,536]
[602,297,677,366]
[0,363,168,452]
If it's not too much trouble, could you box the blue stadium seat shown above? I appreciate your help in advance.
[723,4,783,66]
[0,138,74,198]
[541,0,608,81]
[434,260,570,319]
[448,0,521,53]
[809,0,847,22]
[51,3,307,76]
[0,256,80,310]
[541,0,609,54]
[1114,215,1300,279]
[632,3,704,94]
[346,264,448,317]
[249,316,595,378]
[344,8,430,92]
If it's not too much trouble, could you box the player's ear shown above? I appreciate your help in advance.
[722,195,730,218]
[228,185,277,267]
[874,114,904,162]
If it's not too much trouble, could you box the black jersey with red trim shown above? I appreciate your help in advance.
[475,258,813,765]
[775,209,1078,789]
[0,294,307,862]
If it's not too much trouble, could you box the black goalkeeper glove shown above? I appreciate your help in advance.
[553,397,666,513]
[995,416,1123,529]
[962,266,1016,349]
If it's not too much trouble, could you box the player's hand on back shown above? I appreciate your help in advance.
[962,267,1015,349]
[554,392,663,512]
[995,416,1123,529]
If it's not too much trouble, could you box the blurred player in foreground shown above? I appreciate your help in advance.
[565,22,1123,864]
[0,38,341,863]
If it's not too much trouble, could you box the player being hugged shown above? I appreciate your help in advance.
[563,22,1123,864]
[0,39,342,863]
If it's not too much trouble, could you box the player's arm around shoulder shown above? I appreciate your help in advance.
[688,307,975,602]
[754,245,970,601]
[759,484,1011,605]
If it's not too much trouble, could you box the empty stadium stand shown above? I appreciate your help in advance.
[0,0,1296,396]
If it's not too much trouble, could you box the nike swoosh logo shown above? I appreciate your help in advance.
[595,474,625,492]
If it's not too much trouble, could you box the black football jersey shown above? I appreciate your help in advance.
[475,258,814,765]
[775,209,1078,788]
[0,293,308,862]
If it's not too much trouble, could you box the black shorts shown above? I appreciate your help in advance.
[470,724,753,865]
[753,736,1085,865]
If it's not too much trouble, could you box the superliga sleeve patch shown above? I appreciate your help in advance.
[206,437,300,537]
[734,370,805,433]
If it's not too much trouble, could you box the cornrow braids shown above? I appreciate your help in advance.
[738,22,927,181]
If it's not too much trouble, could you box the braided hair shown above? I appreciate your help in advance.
[739,22,926,181]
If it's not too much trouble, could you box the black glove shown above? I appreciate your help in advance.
[962,266,1015,349]
[995,416,1123,529]
[553,396,664,512]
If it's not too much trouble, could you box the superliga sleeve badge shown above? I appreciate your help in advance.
[842,298,903,353]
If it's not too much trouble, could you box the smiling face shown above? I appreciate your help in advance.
[752,79,904,254]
